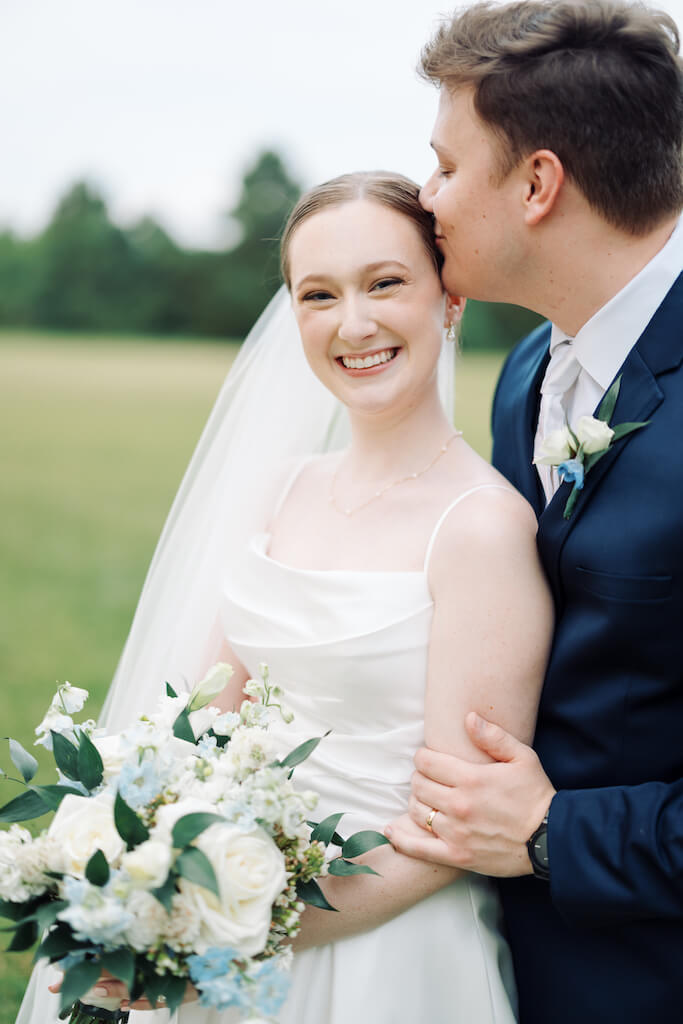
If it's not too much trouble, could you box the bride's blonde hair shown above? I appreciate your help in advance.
[280,171,442,289]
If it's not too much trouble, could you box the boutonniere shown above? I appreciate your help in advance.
[534,374,649,519]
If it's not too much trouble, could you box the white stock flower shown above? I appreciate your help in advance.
[92,734,129,781]
[225,726,279,781]
[574,415,615,454]
[188,703,222,738]
[34,707,74,750]
[123,889,169,951]
[182,823,287,956]
[48,792,125,876]
[56,682,89,714]
[164,888,203,951]
[187,663,234,713]
[0,826,56,901]
[121,839,172,889]
[212,710,241,737]
[533,425,575,465]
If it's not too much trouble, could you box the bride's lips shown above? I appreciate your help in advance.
[335,346,401,377]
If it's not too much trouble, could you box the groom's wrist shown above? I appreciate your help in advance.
[526,807,551,881]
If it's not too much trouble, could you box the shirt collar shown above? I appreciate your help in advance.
[551,215,683,390]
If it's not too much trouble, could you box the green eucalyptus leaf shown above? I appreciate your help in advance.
[327,857,379,877]
[7,739,39,783]
[0,789,51,823]
[175,847,220,898]
[172,812,226,849]
[7,919,38,952]
[597,374,621,422]
[85,849,110,887]
[51,732,80,782]
[309,812,346,847]
[296,877,337,912]
[77,732,104,791]
[341,830,390,859]
[36,923,87,960]
[172,708,195,743]
[278,731,330,773]
[28,784,84,812]
[114,792,150,850]
[165,975,189,1014]
[0,897,42,922]
[100,948,135,992]
[59,958,102,1013]
[152,873,177,913]
[165,682,178,699]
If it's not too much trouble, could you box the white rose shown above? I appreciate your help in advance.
[533,425,575,465]
[187,663,234,712]
[121,839,172,889]
[123,889,169,951]
[182,823,287,956]
[92,734,129,781]
[574,415,614,454]
[48,793,125,876]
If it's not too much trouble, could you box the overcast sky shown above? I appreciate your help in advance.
[2,0,682,249]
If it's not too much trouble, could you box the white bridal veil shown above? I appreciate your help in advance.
[16,285,456,1024]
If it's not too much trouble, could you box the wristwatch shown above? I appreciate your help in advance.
[526,812,550,881]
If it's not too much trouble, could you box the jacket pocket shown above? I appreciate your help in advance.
[575,566,673,603]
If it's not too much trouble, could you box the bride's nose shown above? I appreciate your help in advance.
[336,297,378,346]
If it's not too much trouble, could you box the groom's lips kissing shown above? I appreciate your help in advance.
[335,346,400,376]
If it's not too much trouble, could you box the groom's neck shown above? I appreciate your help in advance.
[527,206,680,337]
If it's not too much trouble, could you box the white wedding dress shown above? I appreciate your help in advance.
[173,482,517,1024]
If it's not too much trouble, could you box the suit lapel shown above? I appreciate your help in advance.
[516,334,550,517]
[537,272,683,587]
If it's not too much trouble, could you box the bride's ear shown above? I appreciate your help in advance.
[444,294,466,327]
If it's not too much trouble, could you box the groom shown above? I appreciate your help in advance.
[387,2,683,1021]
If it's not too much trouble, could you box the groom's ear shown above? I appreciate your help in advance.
[521,149,564,226]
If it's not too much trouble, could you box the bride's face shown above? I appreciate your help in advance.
[288,199,446,419]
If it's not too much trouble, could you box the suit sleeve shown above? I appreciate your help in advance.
[548,779,683,926]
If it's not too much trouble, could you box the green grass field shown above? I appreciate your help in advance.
[0,331,504,1021]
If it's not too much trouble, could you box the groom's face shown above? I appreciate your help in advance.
[421,87,524,303]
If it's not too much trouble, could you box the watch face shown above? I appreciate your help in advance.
[531,829,548,869]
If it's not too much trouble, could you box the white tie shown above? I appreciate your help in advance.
[535,338,581,502]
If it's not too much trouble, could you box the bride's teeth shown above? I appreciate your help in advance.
[341,349,395,369]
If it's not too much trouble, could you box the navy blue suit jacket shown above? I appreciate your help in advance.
[492,273,683,1023]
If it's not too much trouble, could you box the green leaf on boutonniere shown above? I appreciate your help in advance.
[77,731,104,791]
[597,375,621,422]
[114,791,150,850]
[611,420,650,441]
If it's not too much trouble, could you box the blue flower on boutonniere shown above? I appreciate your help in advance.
[534,374,649,519]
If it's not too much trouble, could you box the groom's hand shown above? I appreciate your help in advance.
[385,712,556,877]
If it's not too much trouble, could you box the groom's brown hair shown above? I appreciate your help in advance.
[421,1,683,234]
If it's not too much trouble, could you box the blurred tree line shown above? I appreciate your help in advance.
[0,149,541,348]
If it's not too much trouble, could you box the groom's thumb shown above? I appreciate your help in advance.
[465,712,520,763]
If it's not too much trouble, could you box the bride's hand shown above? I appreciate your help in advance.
[48,969,200,1010]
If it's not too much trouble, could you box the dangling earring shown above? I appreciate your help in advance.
[446,322,457,343]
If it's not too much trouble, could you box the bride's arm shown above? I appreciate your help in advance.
[294,487,553,950]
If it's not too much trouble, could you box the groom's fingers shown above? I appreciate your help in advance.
[414,746,468,783]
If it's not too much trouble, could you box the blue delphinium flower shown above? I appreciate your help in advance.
[558,457,585,490]
[247,958,290,1018]
[57,877,133,948]
[118,754,162,810]
[188,947,249,1011]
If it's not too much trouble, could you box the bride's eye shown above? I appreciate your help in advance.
[301,290,335,303]
[371,277,404,293]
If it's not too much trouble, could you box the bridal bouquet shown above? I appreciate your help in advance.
[0,666,387,1022]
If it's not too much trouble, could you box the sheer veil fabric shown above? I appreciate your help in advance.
[16,286,456,1024]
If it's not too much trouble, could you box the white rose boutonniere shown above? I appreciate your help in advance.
[534,374,649,519]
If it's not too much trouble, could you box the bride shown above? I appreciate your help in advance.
[23,171,552,1023]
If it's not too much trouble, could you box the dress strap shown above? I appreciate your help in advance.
[269,454,319,525]
[423,484,516,574]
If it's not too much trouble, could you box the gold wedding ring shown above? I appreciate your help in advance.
[425,807,437,832]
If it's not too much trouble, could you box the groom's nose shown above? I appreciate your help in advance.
[420,173,437,212]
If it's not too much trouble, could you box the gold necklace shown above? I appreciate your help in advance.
[329,431,462,518]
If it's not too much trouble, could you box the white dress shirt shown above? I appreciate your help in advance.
[534,216,683,502]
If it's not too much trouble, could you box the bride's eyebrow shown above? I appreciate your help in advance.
[296,261,410,290]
